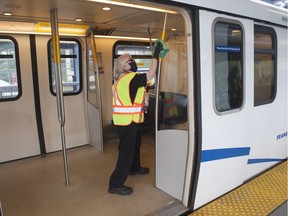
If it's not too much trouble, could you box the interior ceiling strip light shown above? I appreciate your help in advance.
[87,0,178,14]
[94,35,157,41]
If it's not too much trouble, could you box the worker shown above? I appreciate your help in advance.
[108,42,164,195]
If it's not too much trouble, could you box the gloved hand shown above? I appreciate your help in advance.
[152,42,163,59]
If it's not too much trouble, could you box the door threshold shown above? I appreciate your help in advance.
[147,200,189,216]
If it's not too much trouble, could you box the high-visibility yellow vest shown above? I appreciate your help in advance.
[112,73,145,126]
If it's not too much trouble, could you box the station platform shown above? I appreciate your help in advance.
[189,160,287,216]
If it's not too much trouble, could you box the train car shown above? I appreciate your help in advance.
[0,0,287,215]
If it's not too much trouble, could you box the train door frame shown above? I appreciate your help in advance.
[153,7,195,206]
[86,32,104,153]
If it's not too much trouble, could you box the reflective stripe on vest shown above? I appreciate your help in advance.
[113,106,143,114]
[112,73,145,125]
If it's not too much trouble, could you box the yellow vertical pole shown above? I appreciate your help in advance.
[50,9,69,186]
[155,12,168,132]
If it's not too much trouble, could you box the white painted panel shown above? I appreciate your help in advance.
[36,36,88,153]
[194,157,248,208]
[245,105,288,178]
[194,10,255,208]
[87,102,102,152]
[0,35,40,162]
[156,130,188,200]
[244,24,288,179]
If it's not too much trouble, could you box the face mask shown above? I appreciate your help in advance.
[128,61,138,72]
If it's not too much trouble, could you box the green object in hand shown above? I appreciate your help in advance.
[154,39,169,58]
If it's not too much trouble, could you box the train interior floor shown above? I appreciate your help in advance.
[0,130,176,216]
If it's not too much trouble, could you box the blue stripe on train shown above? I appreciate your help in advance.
[201,147,285,164]
[247,158,285,164]
[201,147,250,162]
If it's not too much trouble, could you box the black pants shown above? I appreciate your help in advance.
[109,122,141,187]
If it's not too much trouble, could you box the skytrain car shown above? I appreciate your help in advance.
[0,0,287,215]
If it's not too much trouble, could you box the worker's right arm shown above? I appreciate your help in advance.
[146,43,162,81]
[146,58,158,82]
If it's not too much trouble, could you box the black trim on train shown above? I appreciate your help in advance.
[188,8,203,213]
[30,35,46,155]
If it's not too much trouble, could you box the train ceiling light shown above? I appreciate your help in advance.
[3,12,13,16]
[86,0,178,14]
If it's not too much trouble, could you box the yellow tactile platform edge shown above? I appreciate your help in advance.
[190,161,287,216]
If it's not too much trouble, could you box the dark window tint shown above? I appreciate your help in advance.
[254,26,277,106]
[214,22,243,112]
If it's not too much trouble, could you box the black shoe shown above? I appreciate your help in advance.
[108,185,133,195]
[129,167,150,175]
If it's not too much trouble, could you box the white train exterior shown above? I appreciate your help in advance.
[167,0,288,208]
[0,0,286,213]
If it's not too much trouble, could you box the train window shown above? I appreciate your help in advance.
[113,41,153,84]
[0,37,21,101]
[48,39,82,96]
[157,38,188,130]
[214,22,243,112]
[254,25,277,106]
[88,49,103,92]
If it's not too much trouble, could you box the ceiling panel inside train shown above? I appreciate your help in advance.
[0,0,184,38]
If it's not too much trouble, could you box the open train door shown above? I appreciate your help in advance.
[86,31,103,153]
[154,8,193,203]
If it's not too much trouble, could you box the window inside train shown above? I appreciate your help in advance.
[48,39,82,96]
[113,41,153,85]
[0,37,21,101]
[214,21,243,112]
[254,25,276,106]
[88,49,103,92]
[157,38,188,130]
[87,40,102,108]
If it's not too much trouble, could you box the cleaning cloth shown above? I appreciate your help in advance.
[154,39,169,58]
